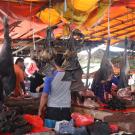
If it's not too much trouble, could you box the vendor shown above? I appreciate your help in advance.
[13,58,26,97]
[24,57,45,93]
[29,71,45,93]
[38,54,72,128]
[91,74,119,103]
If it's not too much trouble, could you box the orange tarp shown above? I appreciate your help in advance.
[0,0,135,43]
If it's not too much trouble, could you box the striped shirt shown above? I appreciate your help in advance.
[43,71,71,108]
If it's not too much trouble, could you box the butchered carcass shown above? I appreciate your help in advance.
[118,38,130,89]
[0,17,16,103]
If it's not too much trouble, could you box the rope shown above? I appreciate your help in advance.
[48,0,52,27]
[69,0,75,28]
[29,2,36,50]
[29,2,32,29]
[107,0,111,38]
[48,0,52,47]
[32,29,36,50]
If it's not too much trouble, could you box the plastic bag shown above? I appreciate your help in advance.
[109,124,119,133]
[23,114,51,133]
[71,113,94,127]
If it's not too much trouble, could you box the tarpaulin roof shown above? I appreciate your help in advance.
[0,0,135,46]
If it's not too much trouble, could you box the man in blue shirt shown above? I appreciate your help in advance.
[38,54,72,128]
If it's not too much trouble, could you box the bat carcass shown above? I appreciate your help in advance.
[0,17,16,105]
[118,38,130,89]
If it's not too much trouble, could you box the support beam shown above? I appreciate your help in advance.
[115,29,135,38]
[99,23,135,37]
[99,10,134,25]
[0,20,21,33]
[13,46,30,55]
[9,21,22,33]
[90,16,135,36]
[12,38,40,43]
[14,28,33,39]
[26,21,62,39]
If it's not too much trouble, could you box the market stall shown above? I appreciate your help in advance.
[0,0,135,135]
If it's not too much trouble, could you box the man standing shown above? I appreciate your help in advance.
[38,54,71,128]
[14,58,26,97]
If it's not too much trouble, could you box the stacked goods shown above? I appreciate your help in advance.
[0,108,33,135]
[4,97,40,115]
[104,112,135,133]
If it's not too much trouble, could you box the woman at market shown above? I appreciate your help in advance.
[38,54,72,128]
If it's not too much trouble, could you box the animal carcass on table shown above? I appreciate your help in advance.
[0,17,16,104]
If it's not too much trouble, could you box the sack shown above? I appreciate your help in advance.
[86,121,110,135]
[71,113,94,127]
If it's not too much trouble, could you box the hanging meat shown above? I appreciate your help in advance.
[91,39,114,102]
[40,25,57,62]
[118,38,130,89]
[0,17,16,103]
[99,39,114,81]
[92,39,114,83]
[38,25,58,77]
[130,40,135,56]
[62,29,84,82]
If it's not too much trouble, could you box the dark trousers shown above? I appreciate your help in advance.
[45,107,71,121]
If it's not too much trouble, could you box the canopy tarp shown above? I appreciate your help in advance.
[0,0,135,46]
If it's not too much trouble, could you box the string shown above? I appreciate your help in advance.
[32,28,36,50]
[48,0,52,27]
[29,2,36,50]
[71,0,74,26]
[48,0,52,47]
[107,0,111,38]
